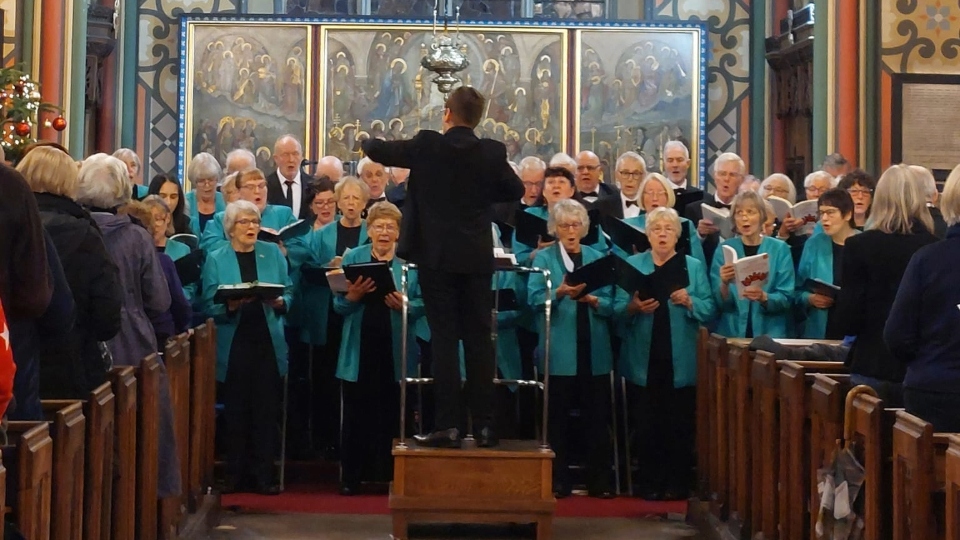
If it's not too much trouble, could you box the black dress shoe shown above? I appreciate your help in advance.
[589,489,616,499]
[413,428,461,448]
[553,484,572,499]
[477,426,499,448]
[339,482,358,496]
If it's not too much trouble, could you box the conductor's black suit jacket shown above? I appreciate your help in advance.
[362,127,524,274]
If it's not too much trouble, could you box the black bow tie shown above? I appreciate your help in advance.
[582,191,599,199]
[716,203,731,210]
[372,197,386,203]
[625,200,639,208]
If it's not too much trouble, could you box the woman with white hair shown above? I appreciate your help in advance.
[614,206,715,500]
[711,190,795,338]
[835,164,938,407]
[185,152,225,233]
[884,163,960,431]
[201,200,293,494]
[112,148,146,200]
[621,173,706,268]
[760,173,796,204]
[78,153,182,499]
[528,199,615,499]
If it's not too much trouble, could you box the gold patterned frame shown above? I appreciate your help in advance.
[179,21,313,183]
[574,26,707,189]
[317,23,569,162]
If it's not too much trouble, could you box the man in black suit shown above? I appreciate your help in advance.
[492,155,545,227]
[575,150,619,207]
[266,135,315,220]
[663,140,705,209]
[684,152,745,266]
[595,151,645,221]
[362,87,524,448]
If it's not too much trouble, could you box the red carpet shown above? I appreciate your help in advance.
[222,482,687,518]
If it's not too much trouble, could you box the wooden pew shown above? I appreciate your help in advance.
[3,421,53,540]
[726,342,753,529]
[195,321,217,494]
[137,355,161,540]
[847,391,899,540]
[891,410,950,540]
[947,435,960,540]
[705,333,728,508]
[808,374,852,540]
[81,383,115,540]
[39,400,86,540]
[109,366,137,540]
[188,322,215,508]
[777,361,847,540]
[750,352,780,540]
[162,334,191,537]
[695,327,710,496]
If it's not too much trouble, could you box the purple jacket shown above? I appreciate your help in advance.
[152,251,192,345]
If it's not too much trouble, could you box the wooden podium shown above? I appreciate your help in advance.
[390,439,556,540]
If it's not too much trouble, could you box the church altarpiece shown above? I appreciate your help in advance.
[178,17,706,188]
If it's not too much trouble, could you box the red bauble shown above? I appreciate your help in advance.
[14,121,30,137]
[12,81,24,95]
[51,116,67,132]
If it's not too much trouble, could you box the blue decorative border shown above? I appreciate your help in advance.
[177,15,709,187]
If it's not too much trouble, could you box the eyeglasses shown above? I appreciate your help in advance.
[806,186,828,195]
[372,224,399,233]
[820,208,841,218]
[715,170,742,179]
[556,222,583,230]
[763,185,790,195]
[312,199,336,208]
[195,177,217,185]
[236,218,261,226]
[649,225,677,234]
[522,181,544,188]
[847,188,872,196]
[618,170,644,179]
[276,151,301,159]
[643,190,668,198]
[576,165,599,172]
[240,182,267,192]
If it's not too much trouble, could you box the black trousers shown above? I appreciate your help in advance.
[904,387,960,432]
[314,311,345,452]
[631,383,696,492]
[549,375,612,493]
[418,269,495,432]
[222,348,282,486]
[340,377,399,485]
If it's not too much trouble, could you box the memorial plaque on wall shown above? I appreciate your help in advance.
[892,74,960,179]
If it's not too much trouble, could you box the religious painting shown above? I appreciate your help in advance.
[318,24,569,164]
[574,26,707,188]
[178,22,312,181]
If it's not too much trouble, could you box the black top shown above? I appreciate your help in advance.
[824,242,845,340]
[648,260,675,387]
[234,251,267,330]
[569,251,592,378]
[684,192,730,267]
[362,127,524,273]
[198,212,213,233]
[337,222,363,257]
[743,244,760,257]
[358,254,394,383]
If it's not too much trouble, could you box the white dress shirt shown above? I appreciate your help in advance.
[671,179,689,190]
[621,193,641,219]
[278,168,302,217]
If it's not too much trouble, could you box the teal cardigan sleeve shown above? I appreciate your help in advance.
[795,238,815,309]
[686,257,717,324]
[760,240,796,314]
[200,250,229,323]
[200,213,228,252]
[685,219,707,269]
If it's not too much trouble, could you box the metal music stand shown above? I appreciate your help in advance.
[397,263,554,452]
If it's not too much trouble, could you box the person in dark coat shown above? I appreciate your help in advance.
[17,146,123,399]
[77,153,181,499]
[362,87,524,448]
[835,164,939,407]
[884,164,960,431]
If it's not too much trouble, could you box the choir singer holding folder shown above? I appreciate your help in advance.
[362,87,524,449]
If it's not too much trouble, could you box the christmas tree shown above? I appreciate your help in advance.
[0,65,66,163]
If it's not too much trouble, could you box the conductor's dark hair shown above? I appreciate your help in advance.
[445,87,486,128]
[818,188,857,228]
[0,164,52,318]
[543,166,575,187]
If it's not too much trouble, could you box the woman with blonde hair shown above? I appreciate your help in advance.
[835,164,938,406]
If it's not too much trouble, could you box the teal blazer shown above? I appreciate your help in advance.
[512,205,609,266]
[199,204,297,252]
[164,239,198,304]
[333,244,423,383]
[185,191,226,234]
[795,231,851,338]
[613,252,716,387]
[201,241,294,382]
[528,243,614,376]
[710,236,796,338]
[286,220,368,345]
[134,184,149,201]
[621,214,707,268]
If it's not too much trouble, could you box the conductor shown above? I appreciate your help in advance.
[362,87,524,448]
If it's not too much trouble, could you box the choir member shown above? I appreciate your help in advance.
[760,173,796,203]
[148,173,192,234]
[884,163,960,431]
[821,153,851,179]
[315,155,344,183]
[266,135,314,221]
[594,151,645,221]
[20,145,122,398]
[306,176,337,230]
[623,173,706,268]
[662,140,699,195]
[493,155,545,227]
[549,152,577,176]
[185,152,225,234]
[614,207,715,500]
[199,169,297,252]
[795,189,857,339]
[528,199,615,499]
[201,200,292,495]
[224,148,256,176]
[334,202,421,495]
[836,164,939,407]
[113,147,146,199]
[837,169,875,230]
[79,153,181,499]
[575,150,619,204]
[358,156,391,207]
[711,190,795,338]
[686,152,745,266]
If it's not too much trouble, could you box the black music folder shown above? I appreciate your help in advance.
[674,189,705,211]
[258,219,311,243]
[494,288,520,311]
[514,210,552,246]
[173,249,203,285]
[615,255,689,301]
[565,254,619,298]
[168,233,199,251]
[602,216,651,255]
[300,264,339,287]
[803,278,840,300]
[342,261,396,303]
[214,282,285,304]
[494,221,514,249]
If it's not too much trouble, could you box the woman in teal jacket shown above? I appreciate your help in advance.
[199,169,298,252]
[711,191,796,338]
[200,200,293,495]
[185,152,226,234]
[527,199,615,499]
[795,188,858,338]
[621,173,706,268]
[614,207,716,500]
[333,202,422,495]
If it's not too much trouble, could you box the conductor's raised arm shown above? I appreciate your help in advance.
[490,144,525,203]
[361,135,422,169]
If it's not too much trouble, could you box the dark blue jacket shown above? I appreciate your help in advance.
[884,224,960,393]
